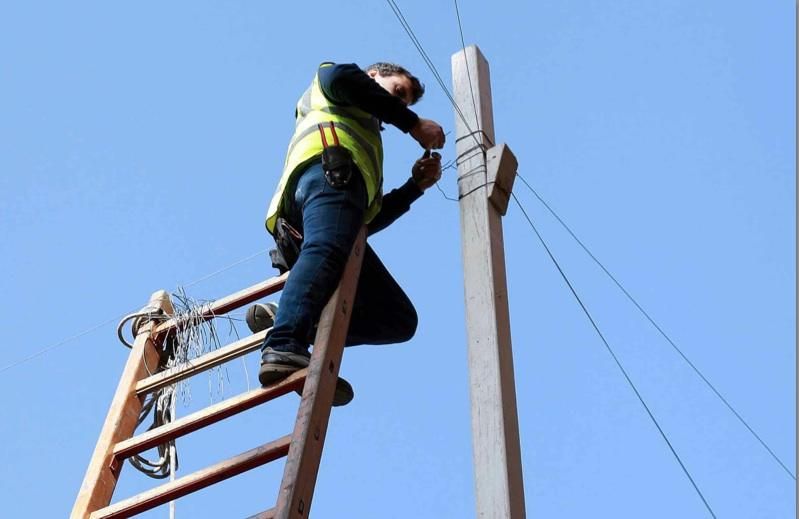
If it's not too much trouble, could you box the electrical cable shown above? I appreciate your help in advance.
[383,0,488,152]
[180,248,268,290]
[453,0,481,133]
[383,0,499,208]
[435,182,458,202]
[0,316,125,375]
[130,386,177,479]
[515,174,797,480]
[510,192,718,518]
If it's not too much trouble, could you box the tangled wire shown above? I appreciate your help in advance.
[118,288,241,479]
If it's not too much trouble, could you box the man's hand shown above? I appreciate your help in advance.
[410,118,445,149]
[411,150,442,191]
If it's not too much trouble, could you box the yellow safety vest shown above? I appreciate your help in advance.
[265,64,384,233]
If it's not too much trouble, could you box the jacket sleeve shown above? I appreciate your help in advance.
[367,178,424,236]
[318,62,419,133]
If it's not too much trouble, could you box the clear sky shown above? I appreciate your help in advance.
[0,2,795,518]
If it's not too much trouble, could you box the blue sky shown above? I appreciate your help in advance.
[0,2,794,518]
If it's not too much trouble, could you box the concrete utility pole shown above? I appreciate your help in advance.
[452,45,526,518]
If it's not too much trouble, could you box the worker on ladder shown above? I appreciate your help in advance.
[249,61,445,404]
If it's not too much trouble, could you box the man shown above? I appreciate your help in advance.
[249,61,445,405]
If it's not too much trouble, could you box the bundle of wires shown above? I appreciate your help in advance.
[121,288,238,478]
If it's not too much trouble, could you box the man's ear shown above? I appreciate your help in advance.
[367,69,379,79]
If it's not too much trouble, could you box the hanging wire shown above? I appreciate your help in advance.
[515,173,797,480]
[130,382,178,478]
[435,182,458,202]
[509,192,717,518]
[129,287,243,479]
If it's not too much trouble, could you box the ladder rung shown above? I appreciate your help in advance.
[153,272,288,337]
[113,369,307,470]
[136,330,267,396]
[90,435,292,519]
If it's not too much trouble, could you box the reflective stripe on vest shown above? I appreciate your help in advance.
[265,70,383,233]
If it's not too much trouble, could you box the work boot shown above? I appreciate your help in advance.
[259,347,310,385]
[246,302,279,334]
[259,347,354,407]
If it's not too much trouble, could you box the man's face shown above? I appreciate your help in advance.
[368,69,414,106]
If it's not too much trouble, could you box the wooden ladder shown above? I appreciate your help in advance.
[71,228,367,519]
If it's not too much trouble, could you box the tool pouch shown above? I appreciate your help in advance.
[321,145,354,189]
[270,218,303,274]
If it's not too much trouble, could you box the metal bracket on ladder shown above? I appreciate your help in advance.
[71,227,367,519]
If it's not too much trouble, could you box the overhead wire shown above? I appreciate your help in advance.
[453,0,481,133]
[510,192,718,518]
[0,316,126,375]
[0,248,269,375]
[383,0,488,152]
[180,248,268,290]
[384,0,494,210]
[515,174,797,480]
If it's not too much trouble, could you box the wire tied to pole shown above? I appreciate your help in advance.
[455,129,494,148]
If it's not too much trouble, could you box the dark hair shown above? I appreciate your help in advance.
[366,62,425,105]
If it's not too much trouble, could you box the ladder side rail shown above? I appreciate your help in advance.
[71,291,174,519]
[274,227,367,518]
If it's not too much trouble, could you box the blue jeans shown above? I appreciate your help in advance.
[263,161,417,355]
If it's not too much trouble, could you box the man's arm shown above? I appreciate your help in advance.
[367,151,442,236]
[367,180,424,236]
[318,62,420,132]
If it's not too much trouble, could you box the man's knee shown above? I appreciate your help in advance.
[394,304,418,343]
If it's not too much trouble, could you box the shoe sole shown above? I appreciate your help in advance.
[294,378,353,407]
[258,363,300,386]
[332,379,354,407]
[247,303,278,334]
[259,363,353,407]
